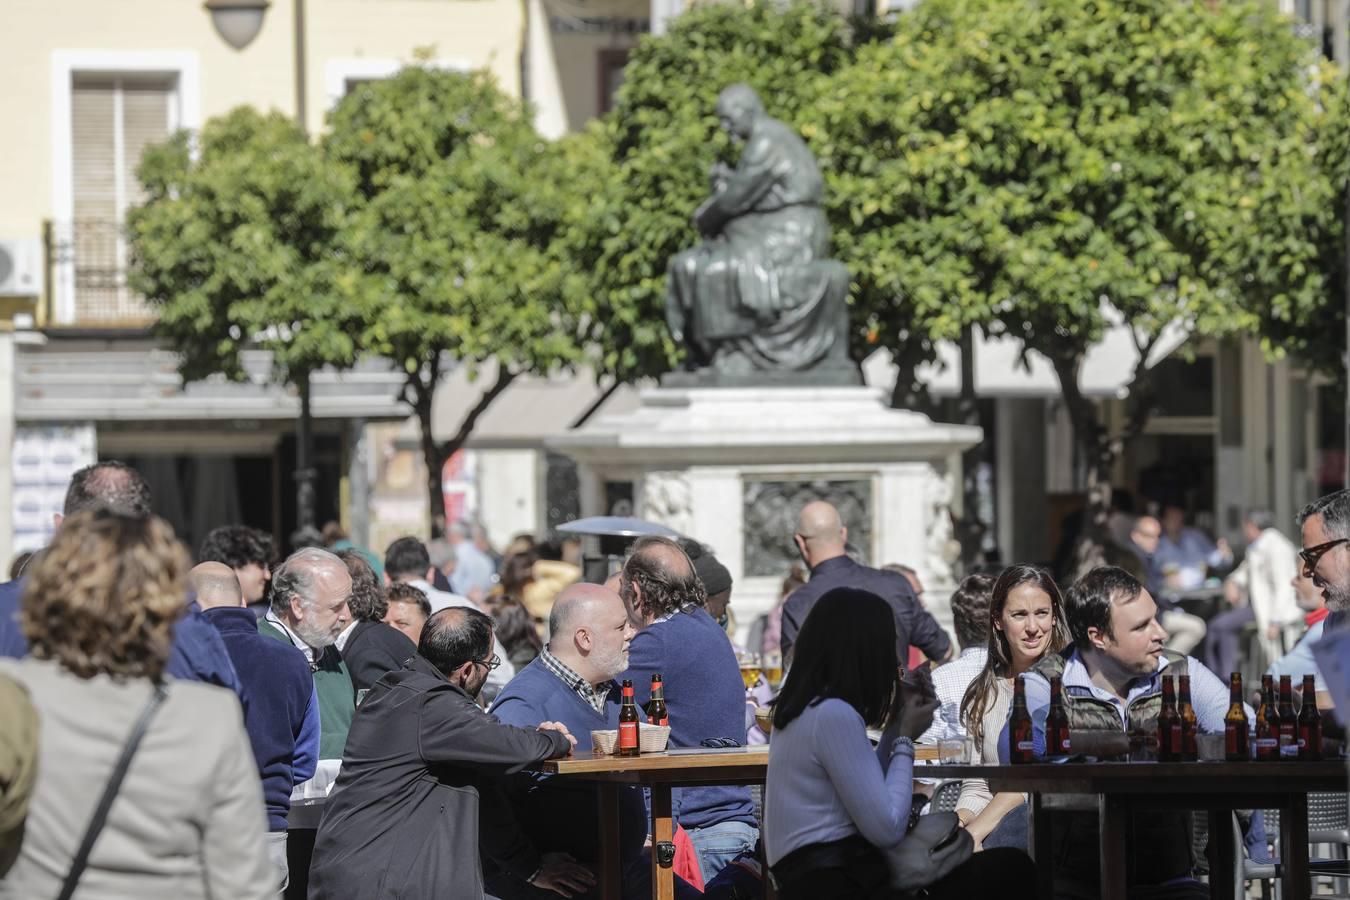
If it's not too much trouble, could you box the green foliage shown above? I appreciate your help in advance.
[809,0,1339,382]
[573,1,861,380]
[128,108,361,383]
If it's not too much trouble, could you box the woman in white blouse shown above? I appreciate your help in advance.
[766,587,1035,899]
[956,565,1071,848]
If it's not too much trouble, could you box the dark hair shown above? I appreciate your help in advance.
[337,549,386,621]
[499,549,538,597]
[1065,565,1143,649]
[949,573,996,651]
[960,565,1070,746]
[9,551,33,581]
[773,588,899,731]
[321,521,348,546]
[386,582,431,619]
[1298,490,1350,537]
[780,564,807,602]
[493,597,542,659]
[419,607,494,676]
[385,536,431,580]
[63,460,152,517]
[620,535,705,619]
[199,525,274,569]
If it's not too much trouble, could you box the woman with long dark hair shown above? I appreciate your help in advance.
[956,565,1071,848]
[765,587,1034,899]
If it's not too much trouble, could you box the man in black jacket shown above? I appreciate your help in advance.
[308,607,591,900]
[780,500,952,666]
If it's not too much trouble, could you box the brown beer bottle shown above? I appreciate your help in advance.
[1178,674,1198,762]
[1224,673,1248,761]
[645,673,669,726]
[1255,674,1278,761]
[1009,675,1035,763]
[1298,673,1322,760]
[1045,675,1071,757]
[618,679,640,757]
[1278,675,1298,759]
[1157,676,1182,762]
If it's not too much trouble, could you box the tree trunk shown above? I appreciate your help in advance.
[1047,350,1115,581]
[294,372,317,538]
[407,362,520,538]
[955,324,987,565]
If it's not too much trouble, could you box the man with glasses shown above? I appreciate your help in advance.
[310,607,581,900]
[1298,490,1350,626]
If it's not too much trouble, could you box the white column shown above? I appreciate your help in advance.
[525,0,568,138]
[0,333,14,564]
[650,0,682,36]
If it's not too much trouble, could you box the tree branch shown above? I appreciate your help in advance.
[436,364,521,460]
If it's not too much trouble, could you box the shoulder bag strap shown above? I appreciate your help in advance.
[55,680,168,900]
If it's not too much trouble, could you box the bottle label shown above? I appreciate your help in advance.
[648,715,668,726]
[1016,740,1034,751]
[1059,737,1071,752]
[1256,737,1277,749]
[619,721,638,750]
[1280,742,1298,758]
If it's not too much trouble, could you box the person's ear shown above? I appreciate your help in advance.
[449,660,474,687]
[52,513,63,531]
[1086,626,1107,651]
[793,534,807,557]
[993,618,1004,633]
[426,566,437,584]
[840,525,849,545]
[575,626,594,653]
[290,594,306,622]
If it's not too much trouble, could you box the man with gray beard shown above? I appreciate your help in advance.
[1298,490,1350,717]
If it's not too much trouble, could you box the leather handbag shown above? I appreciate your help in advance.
[884,811,974,891]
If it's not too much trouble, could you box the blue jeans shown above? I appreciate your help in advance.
[684,820,759,885]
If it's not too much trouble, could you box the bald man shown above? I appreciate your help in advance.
[197,561,319,892]
[488,583,648,898]
[780,500,951,666]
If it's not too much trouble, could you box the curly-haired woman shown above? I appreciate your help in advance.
[0,511,273,900]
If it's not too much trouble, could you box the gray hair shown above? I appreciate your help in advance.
[427,538,456,569]
[1297,490,1350,539]
[270,547,345,616]
[1246,509,1275,532]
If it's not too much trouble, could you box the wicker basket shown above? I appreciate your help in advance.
[590,724,671,755]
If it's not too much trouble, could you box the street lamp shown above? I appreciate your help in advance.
[204,0,271,50]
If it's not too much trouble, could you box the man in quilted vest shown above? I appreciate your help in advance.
[1004,566,1253,898]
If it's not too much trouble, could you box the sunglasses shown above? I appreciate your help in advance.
[1300,538,1349,577]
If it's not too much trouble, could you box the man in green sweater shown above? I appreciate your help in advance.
[257,546,355,900]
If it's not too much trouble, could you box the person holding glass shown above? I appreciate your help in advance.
[956,565,1071,850]
[765,587,1034,899]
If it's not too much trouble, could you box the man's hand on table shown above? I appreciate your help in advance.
[529,852,596,897]
[538,721,577,754]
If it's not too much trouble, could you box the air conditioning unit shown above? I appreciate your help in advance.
[0,238,43,298]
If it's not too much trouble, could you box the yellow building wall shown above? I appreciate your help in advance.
[0,0,524,238]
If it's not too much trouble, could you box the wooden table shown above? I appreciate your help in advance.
[930,760,1346,900]
[539,747,770,900]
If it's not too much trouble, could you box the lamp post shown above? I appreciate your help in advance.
[204,0,318,534]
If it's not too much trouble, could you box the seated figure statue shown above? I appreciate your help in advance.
[666,84,856,383]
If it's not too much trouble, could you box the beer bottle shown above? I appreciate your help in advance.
[1298,673,1322,760]
[1045,675,1071,756]
[1009,675,1035,764]
[1157,676,1182,762]
[618,679,640,757]
[1255,674,1278,761]
[1178,674,1198,762]
[645,673,669,727]
[1224,673,1248,761]
[1278,675,1298,759]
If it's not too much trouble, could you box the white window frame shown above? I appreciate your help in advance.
[50,50,200,326]
[323,56,472,111]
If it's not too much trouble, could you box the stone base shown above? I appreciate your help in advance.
[661,365,862,389]
[548,386,982,643]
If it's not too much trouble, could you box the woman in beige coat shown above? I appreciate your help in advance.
[0,511,274,900]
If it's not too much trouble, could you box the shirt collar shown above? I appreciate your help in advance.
[650,603,697,626]
[539,647,613,714]
[1059,648,1174,709]
[335,619,360,653]
[809,555,852,577]
[265,610,315,666]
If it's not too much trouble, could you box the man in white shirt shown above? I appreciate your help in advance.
[1209,510,1301,677]
[384,535,515,695]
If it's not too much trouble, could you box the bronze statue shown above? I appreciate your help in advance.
[665,84,857,384]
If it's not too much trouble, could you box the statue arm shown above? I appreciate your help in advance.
[694,136,782,234]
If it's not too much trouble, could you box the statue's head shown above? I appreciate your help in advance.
[715,84,763,140]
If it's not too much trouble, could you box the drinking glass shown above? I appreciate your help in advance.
[762,651,784,690]
[737,651,762,690]
[939,737,973,765]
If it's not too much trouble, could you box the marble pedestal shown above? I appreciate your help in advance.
[548,386,982,644]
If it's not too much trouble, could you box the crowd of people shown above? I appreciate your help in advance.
[0,459,1348,900]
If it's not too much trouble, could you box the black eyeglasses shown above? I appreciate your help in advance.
[472,654,502,672]
[1300,538,1349,577]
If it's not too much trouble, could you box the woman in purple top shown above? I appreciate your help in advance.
[764,588,1035,900]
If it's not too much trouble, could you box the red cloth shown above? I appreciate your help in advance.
[1307,607,1331,628]
[906,645,924,671]
[672,826,704,892]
